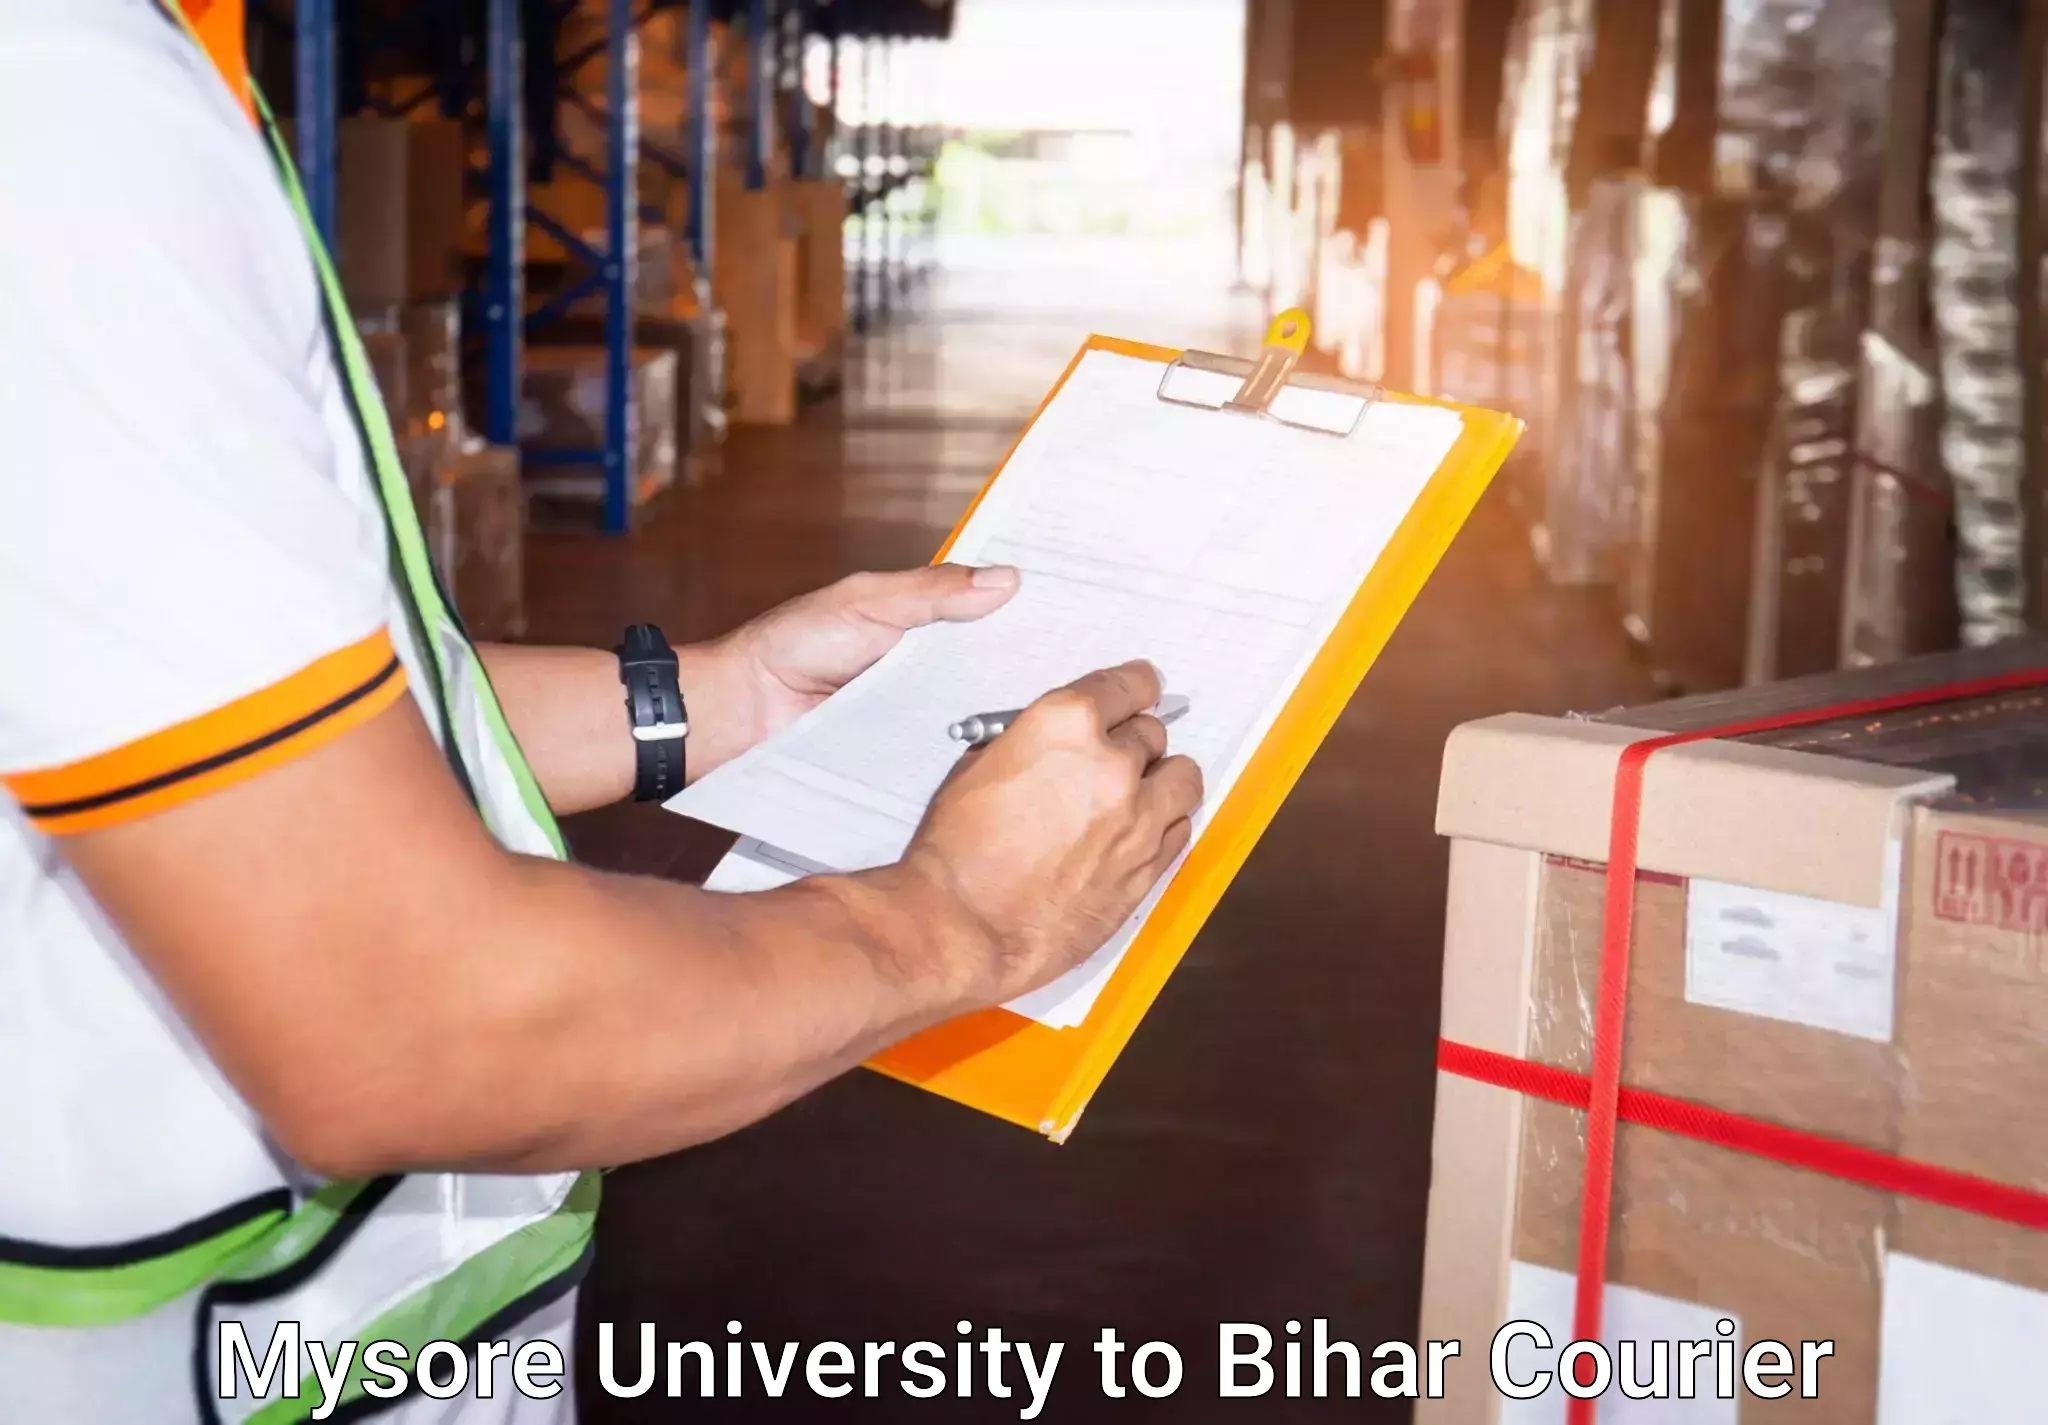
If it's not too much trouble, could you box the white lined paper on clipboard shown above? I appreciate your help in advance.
[671,347,1466,1030]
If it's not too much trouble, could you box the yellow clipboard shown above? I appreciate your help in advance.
[864,313,1525,1141]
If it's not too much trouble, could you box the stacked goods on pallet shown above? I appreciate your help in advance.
[790,177,849,398]
[1241,0,1389,333]
[422,446,527,642]
[1492,0,1587,523]
[1302,124,1388,381]
[356,302,527,639]
[335,119,410,312]
[528,298,728,490]
[715,171,801,425]
[1621,185,1774,690]
[1534,0,1661,587]
[1495,0,1635,565]
[401,301,464,457]
[1421,641,2048,1421]
[690,9,815,424]
[332,104,490,550]
[1533,165,1642,586]
[1409,3,1541,432]
[333,115,469,313]
[1415,243,1544,419]
[358,300,462,498]
[1841,0,1953,668]
[528,6,732,480]
[1743,0,1898,684]
[1624,0,1838,694]
[517,345,679,513]
[1928,0,2030,646]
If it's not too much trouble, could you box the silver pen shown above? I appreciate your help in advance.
[948,694,1190,748]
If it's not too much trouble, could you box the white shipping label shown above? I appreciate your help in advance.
[1879,1253,2048,1423]
[1501,1261,1739,1423]
[1682,841,1903,1043]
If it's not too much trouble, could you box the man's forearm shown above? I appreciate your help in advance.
[478,641,758,815]
[74,646,1183,1182]
[70,698,994,1177]
[342,854,987,1173]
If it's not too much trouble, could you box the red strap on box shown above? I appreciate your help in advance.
[1437,665,2048,1425]
[1437,1039,2048,1230]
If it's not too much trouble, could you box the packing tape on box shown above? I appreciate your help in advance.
[1436,663,2048,1421]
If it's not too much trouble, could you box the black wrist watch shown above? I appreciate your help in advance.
[616,624,687,802]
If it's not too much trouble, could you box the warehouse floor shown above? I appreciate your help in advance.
[533,243,1658,1422]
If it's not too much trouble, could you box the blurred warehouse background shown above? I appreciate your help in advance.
[229,0,2048,702]
[1261,0,2043,693]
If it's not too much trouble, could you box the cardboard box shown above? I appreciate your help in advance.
[518,345,679,509]
[337,118,411,310]
[424,444,525,642]
[790,178,848,349]
[338,116,473,307]
[400,300,463,450]
[1887,800,2048,1400]
[714,181,798,425]
[406,118,468,300]
[365,303,463,485]
[1421,643,2048,1421]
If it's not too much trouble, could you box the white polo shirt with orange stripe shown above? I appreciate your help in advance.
[0,0,417,1247]
[0,3,592,1420]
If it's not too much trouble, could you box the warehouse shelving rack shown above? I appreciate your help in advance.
[275,0,951,533]
[275,0,741,534]
[515,0,646,534]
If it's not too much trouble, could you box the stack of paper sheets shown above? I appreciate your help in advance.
[671,348,1465,1029]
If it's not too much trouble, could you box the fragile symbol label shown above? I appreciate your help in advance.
[1932,831,2048,933]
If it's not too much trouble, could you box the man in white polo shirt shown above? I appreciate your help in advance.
[0,1,1202,1420]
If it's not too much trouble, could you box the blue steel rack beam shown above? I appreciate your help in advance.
[271,0,688,536]
[263,0,507,429]
[685,0,716,275]
[482,0,524,450]
[599,0,636,536]
[294,0,338,248]
[505,0,721,534]
[519,0,642,535]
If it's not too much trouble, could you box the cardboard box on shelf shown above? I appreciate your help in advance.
[424,443,525,642]
[337,118,411,310]
[1839,0,1952,669]
[517,345,680,511]
[406,118,468,300]
[337,115,474,306]
[400,299,463,449]
[790,178,848,351]
[1420,643,2048,1422]
[365,302,463,484]
[714,179,798,425]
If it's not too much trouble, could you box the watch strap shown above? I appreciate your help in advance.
[617,624,686,802]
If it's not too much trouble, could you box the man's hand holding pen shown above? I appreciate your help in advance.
[893,660,1205,1007]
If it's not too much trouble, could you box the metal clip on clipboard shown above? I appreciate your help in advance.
[1154,308,1380,437]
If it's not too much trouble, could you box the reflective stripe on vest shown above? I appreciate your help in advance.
[0,1191,289,1329]
[250,86,566,861]
[0,10,600,1417]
